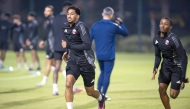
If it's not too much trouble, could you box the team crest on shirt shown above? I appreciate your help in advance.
[155,40,158,44]
[64,29,67,33]
[72,29,77,34]
[165,40,170,45]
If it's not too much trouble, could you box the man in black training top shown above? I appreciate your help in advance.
[0,13,12,68]
[12,15,28,69]
[52,1,82,95]
[26,12,41,71]
[151,17,189,109]
[37,5,55,89]
[61,6,105,109]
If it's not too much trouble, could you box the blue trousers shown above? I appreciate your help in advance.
[97,59,115,95]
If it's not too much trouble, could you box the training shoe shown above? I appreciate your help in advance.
[28,68,33,71]
[53,92,59,96]
[73,88,83,94]
[36,82,46,86]
[98,94,105,109]
[36,67,41,71]
[105,95,111,101]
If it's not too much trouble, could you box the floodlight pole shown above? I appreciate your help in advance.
[30,0,34,11]
[137,0,142,53]
[83,0,87,22]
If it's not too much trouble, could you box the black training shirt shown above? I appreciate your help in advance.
[53,12,67,51]
[28,19,38,42]
[0,19,12,42]
[63,21,95,67]
[43,15,54,41]
[153,31,188,81]
[11,23,26,45]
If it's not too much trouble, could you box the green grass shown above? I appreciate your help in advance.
[0,51,190,109]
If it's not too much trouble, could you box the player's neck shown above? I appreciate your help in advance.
[160,32,168,38]
[103,16,111,20]
[69,20,78,27]
[160,32,165,37]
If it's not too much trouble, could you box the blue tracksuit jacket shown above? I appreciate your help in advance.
[90,19,128,60]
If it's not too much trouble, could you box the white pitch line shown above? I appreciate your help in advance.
[0,74,39,81]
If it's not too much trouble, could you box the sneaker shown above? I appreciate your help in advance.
[73,88,83,94]
[98,94,105,109]
[36,67,41,71]
[36,82,46,86]
[28,68,33,71]
[105,95,111,101]
[53,91,59,96]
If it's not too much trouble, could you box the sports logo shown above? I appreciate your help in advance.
[64,29,67,33]
[155,40,158,44]
[91,79,95,83]
[176,80,181,84]
[72,29,77,34]
[165,40,169,45]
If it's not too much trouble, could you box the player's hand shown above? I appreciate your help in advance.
[183,78,189,83]
[180,82,185,90]
[26,39,31,46]
[62,40,67,48]
[151,68,158,80]
[39,41,44,48]
[180,78,189,90]
[115,17,123,24]
[62,52,69,62]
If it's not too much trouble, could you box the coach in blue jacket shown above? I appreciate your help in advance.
[90,7,128,99]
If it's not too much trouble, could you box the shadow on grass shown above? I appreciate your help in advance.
[0,96,58,109]
[54,100,98,109]
[0,87,40,94]
[75,100,97,109]
[109,89,156,93]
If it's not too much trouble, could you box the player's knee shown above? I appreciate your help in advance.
[54,67,60,73]
[65,81,73,89]
[170,93,178,99]
[86,91,93,96]
[158,87,166,94]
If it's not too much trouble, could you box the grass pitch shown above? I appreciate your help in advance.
[0,51,189,109]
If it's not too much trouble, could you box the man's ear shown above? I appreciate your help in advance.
[110,14,113,19]
[170,26,172,30]
[77,15,80,19]
[102,13,104,17]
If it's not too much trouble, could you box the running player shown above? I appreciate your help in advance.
[62,6,105,109]
[0,13,12,68]
[37,5,55,87]
[151,17,189,109]
[12,15,28,69]
[52,1,82,95]
[26,12,41,71]
[90,7,128,100]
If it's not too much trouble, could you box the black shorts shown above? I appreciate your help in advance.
[0,42,8,50]
[54,51,66,60]
[46,49,54,59]
[158,63,182,90]
[29,43,37,50]
[66,62,95,87]
[13,44,24,52]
